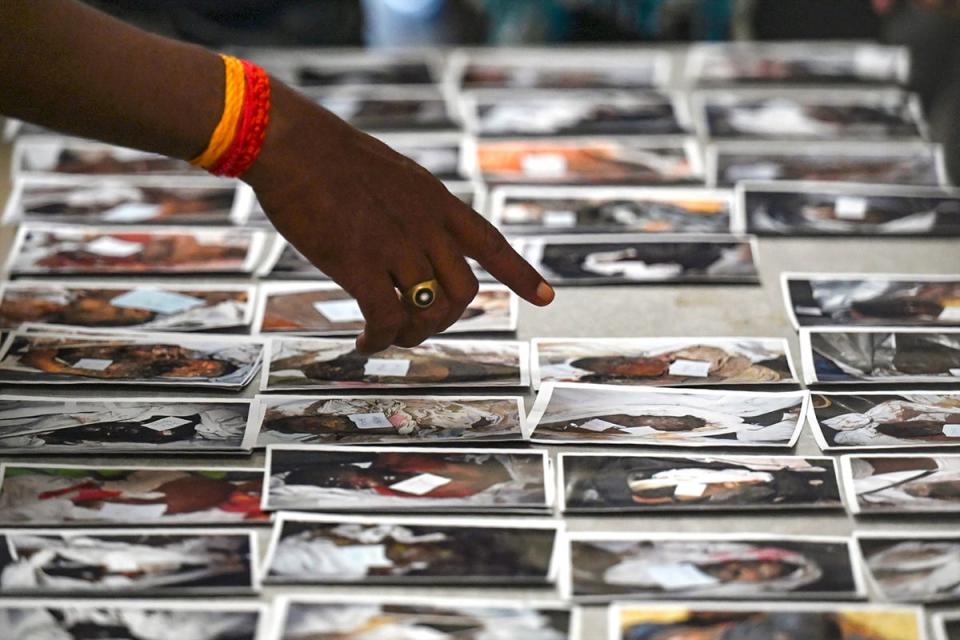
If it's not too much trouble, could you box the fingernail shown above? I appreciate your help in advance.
[536,281,555,305]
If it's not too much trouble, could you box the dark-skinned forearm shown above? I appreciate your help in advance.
[0,0,223,160]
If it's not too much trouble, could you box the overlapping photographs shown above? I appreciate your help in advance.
[783,274,960,328]
[685,41,910,86]
[935,613,960,640]
[0,599,268,640]
[708,141,945,188]
[3,174,246,226]
[254,282,516,335]
[461,92,689,138]
[252,395,526,447]
[263,446,552,513]
[809,391,960,451]
[692,89,924,140]
[0,396,255,454]
[841,454,960,515]
[262,512,561,586]
[518,234,758,284]
[0,528,259,595]
[263,338,528,390]
[737,182,960,236]
[567,533,863,602]
[268,596,578,640]
[532,337,798,388]
[464,136,703,185]
[559,453,843,513]
[6,223,275,276]
[379,131,469,181]
[607,602,925,640]
[800,327,960,384]
[448,49,672,92]
[526,383,807,447]
[857,533,960,603]
[254,49,443,88]
[0,464,269,526]
[0,280,255,332]
[12,137,201,177]
[0,329,262,388]
[487,186,732,234]
[307,87,459,133]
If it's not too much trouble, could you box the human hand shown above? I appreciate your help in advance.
[244,83,554,353]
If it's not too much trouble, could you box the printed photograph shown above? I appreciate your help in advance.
[0,600,266,640]
[264,514,559,585]
[858,534,960,603]
[468,137,701,185]
[0,330,263,388]
[801,328,960,384]
[784,274,960,327]
[935,614,960,640]
[695,89,924,140]
[263,338,528,390]
[14,138,201,176]
[6,223,273,275]
[256,282,515,335]
[533,337,797,387]
[251,49,441,88]
[464,93,687,138]
[809,391,960,451]
[264,446,550,512]
[310,88,458,133]
[253,395,525,447]
[560,454,842,512]
[570,535,861,601]
[527,383,806,447]
[710,142,944,187]
[0,529,257,595]
[270,598,575,640]
[4,175,244,225]
[686,42,910,85]
[610,602,923,640]
[0,281,254,332]
[520,235,758,284]
[488,186,732,234]
[842,454,960,514]
[0,465,269,526]
[739,183,960,236]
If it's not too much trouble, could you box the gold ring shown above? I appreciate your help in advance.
[404,279,439,309]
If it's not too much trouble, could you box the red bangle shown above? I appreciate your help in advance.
[209,59,271,178]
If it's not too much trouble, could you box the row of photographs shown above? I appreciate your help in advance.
[1,328,960,388]
[1,508,960,605]
[7,174,960,238]
[244,41,910,92]
[0,450,956,522]
[0,598,951,640]
[9,135,951,192]
[0,387,956,453]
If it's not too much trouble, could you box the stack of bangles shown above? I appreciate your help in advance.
[191,54,271,178]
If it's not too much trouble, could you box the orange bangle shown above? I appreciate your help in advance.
[191,54,245,169]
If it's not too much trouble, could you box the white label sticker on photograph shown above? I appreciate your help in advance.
[142,416,193,432]
[795,306,824,316]
[364,358,411,377]
[834,196,868,220]
[111,289,205,315]
[522,153,567,177]
[102,552,141,573]
[71,358,113,371]
[578,418,621,432]
[348,412,393,430]
[84,236,144,257]
[339,544,392,568]
[101,202,162,223]
[97,502,168,521]
[313,299,365,323]
[943,424,960,437]
[646,563,720,590]
[939,306,960,322]
[669,359,712,377]
[389,472,452,496]
[543,210,577,228]
[674,482,707,498]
